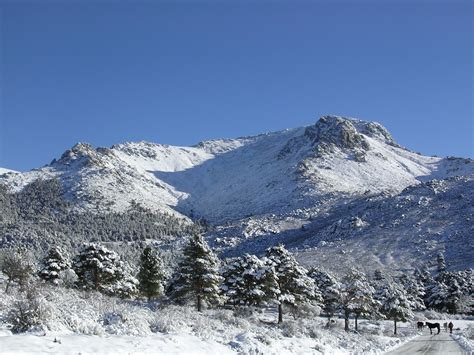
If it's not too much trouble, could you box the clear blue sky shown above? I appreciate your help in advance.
[0,0,472,171]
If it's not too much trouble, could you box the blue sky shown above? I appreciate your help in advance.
[1,0,472,171]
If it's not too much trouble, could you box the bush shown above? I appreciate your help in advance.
[7,286,51,333]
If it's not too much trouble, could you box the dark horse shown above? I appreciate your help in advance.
[425,322,441,334]
[417,321,425,330]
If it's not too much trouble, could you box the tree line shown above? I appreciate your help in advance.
[2,234,472,334]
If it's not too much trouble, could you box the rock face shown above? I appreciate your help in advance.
[1,115,473,271]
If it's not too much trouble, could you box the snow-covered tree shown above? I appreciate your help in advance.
[373,269,385,282]
[266,245,321,323]
[399,272,425,311]
[39,246,71,285]
[427,271,473,314]
[221,254,279,307]
[414,266,433,290]
[109,275,139,299]
[308,268,341,324]
[425,278,449,312]
[167,234,223,311]
[1,247,36,292]
[375,279,414,334]
[437,252,446,273]
[454,269,474,314]
[138,246,164,301]
[340,268,378,331]
[73,243,125,293]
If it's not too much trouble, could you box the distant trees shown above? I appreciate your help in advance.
[0,178,198,254]
[167,234,223,311]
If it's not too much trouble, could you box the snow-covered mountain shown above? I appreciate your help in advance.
[216,174,473,272]
[1,115,472,223]
[1,115,472,271]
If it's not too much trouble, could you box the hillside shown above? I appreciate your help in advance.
[1,116,472,222]
[0,115,473,272]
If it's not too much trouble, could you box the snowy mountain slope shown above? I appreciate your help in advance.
[215,175,473,273]
[0,167,18,175]
[0,115,473,224]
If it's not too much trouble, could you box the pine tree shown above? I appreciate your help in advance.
[266,245,321,323]
[425,278,449,312]
[434,271,468,314]
[2,247,35,292]
[415,266,433,290]
[221,254,279,308]
[308,268,341,324]
[167,234,223,311]
[340,268,378,332]
[373,269,385,282]
[73,243,125,293]
[138,246,164,301]
[437,252,446,273]
[39,246,71,285]
[399,272,425,311]
[375,279,414,334]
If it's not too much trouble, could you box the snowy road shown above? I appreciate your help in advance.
[386,332,465,355]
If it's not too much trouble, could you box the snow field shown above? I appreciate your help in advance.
[0,284,426,354]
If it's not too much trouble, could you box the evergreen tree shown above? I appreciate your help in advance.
[425,278,449,312]
[445,277,463,314]
[221,254,279,307]
[39,246,71,285]
[110,275,139,299]
[430,271,471,314]
[73,243,125,293]
[453,269,474,314]
[414,266,433,289]
[266,245,321,323]
[437,252,446,273]
[138,246,164,301]
[375,279,414,334]
[340,268,378,332]
[399,272,425,311]
[1,247,35,292]
[373,269,385,282]
[308,268,341,324]
[167,234,223,311]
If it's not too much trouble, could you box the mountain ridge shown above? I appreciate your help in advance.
[1,115,473,223]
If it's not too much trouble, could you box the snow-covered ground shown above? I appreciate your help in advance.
[0,330,234,355]
[0,285,426,355]
[4,315,473,354]
[0,317,418,355]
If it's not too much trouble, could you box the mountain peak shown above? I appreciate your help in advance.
[305,115,399,154]
[53,142,103,167]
